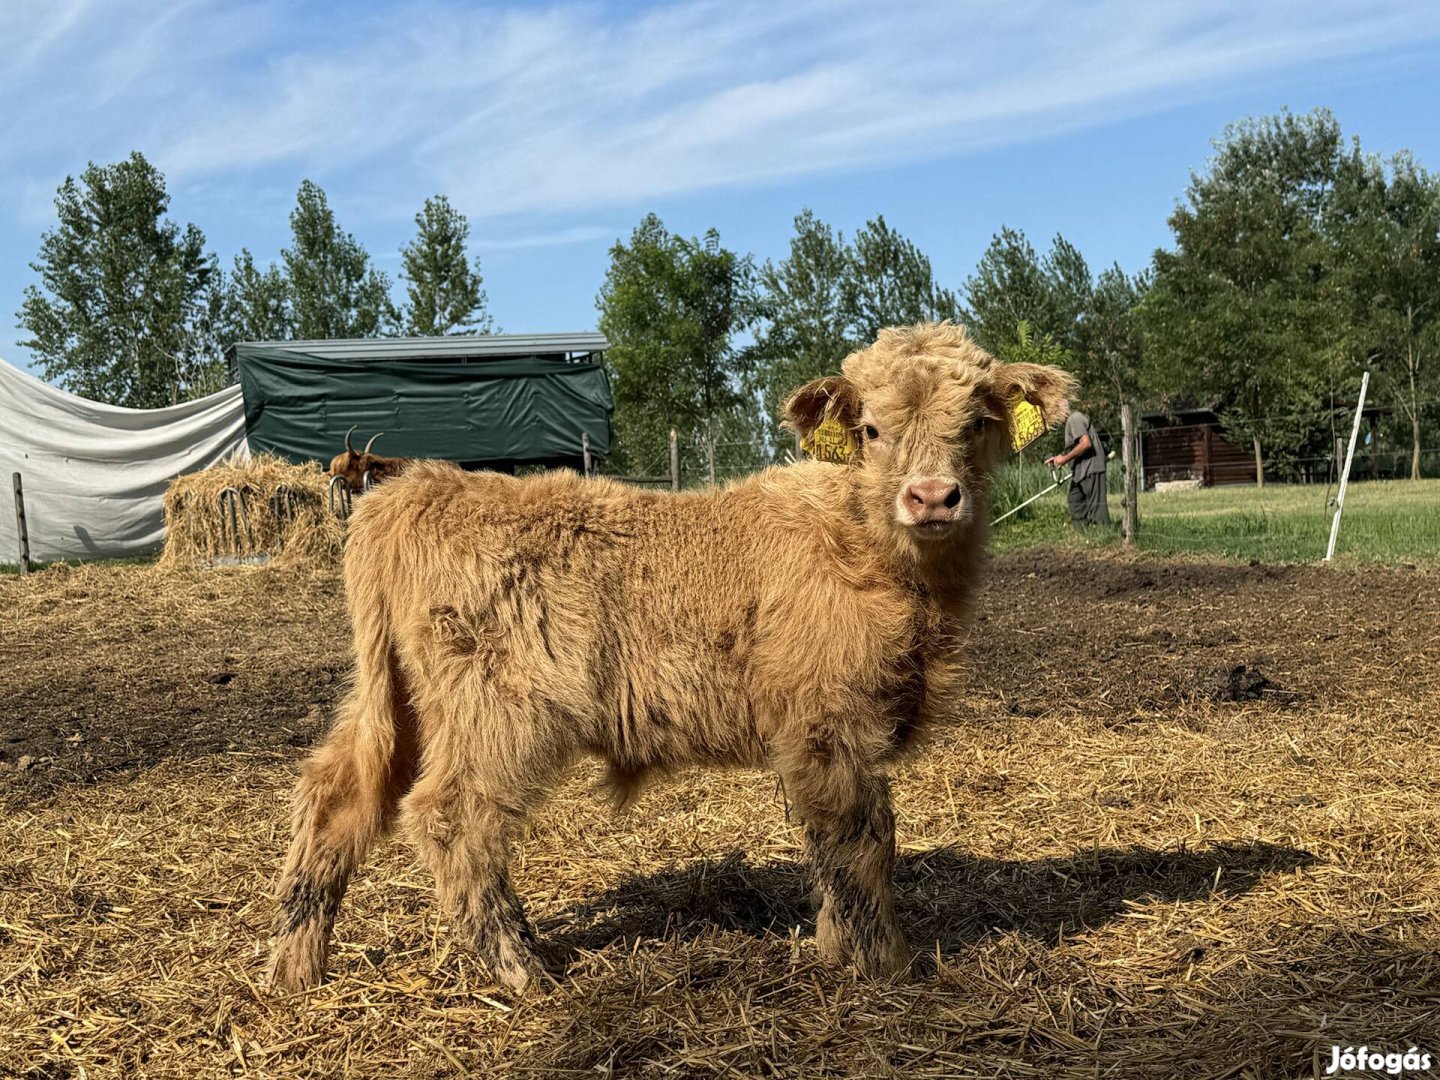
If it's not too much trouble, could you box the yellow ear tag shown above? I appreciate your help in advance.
[1010,399,1046,453]
[802,415,856,464]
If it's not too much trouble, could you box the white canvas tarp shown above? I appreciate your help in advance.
[0,357,248,563]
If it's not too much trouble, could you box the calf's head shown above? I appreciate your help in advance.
[328,428,397,493]
[784,322,1073,552]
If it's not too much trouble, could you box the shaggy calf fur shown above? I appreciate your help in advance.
[268,322,1073,993]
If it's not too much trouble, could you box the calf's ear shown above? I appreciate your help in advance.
[990,363,1075,429]
[783,376,862,463]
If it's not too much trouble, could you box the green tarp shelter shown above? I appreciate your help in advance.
[228,334,612,470]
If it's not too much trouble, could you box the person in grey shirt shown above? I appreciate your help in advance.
[1046,400,1111,527]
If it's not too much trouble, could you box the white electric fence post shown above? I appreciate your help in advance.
[1325,370,1369,563]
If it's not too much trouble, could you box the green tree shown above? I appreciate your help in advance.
[597,214,758,479]
[961,227,1054,355]
[1072,265,1149,433]
[1041,235,1094,356]
[963,227,1151,431]
[1331,149,1440,479]
[842,214,961,343]
[400,195,492,335]
[17,152,224,407]
[221,249,294,343]
[747,211,961,453]
[283,180,397,339]
[745,210,852,450]
[1004,320,1069,368]
[1143,109,1345,485]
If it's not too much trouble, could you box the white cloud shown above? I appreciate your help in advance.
[2,0,1438,221]
[475,225,620,251]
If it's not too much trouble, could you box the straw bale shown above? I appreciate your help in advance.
[160,454,344,568]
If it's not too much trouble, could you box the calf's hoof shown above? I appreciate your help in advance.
[854,935,912,981]
[266,933,328,993]
[815,908,850,966]
[484,942,549,994]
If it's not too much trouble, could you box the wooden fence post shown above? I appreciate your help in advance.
[1120,403,1138,546]
[12,472,30,575]
[669,428,679,491]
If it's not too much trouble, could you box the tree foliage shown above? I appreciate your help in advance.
[745,212,854,448]
[1329,149,1440,479]
[597,214,758,477]
[283,180,397,339]
[220,249,294,344]
[961,227,1055,356]
[1143,109,1346,480]
[17,152,224,407]
[961,228,1148,433]
[746,211,960,449]
[842,214,961,343]
[400,195,492,336]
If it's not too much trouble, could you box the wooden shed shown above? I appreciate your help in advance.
[1140,408,1256,488]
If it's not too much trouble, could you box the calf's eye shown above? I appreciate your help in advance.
[972,416,987,433]
[863,424,880,441]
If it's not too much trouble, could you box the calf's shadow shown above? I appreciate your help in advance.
[540,840,1314,968]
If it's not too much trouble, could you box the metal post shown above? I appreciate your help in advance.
[582,431,592,478]
[217,487,253,556]
[328,475,351,520]
[1325,371,1369,562]
[1120,402,1138,546]
[13,472,30,575]
[669,428,679,491]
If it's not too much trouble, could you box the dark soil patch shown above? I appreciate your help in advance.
[0,567,348,803]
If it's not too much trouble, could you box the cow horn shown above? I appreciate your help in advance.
[363,433,384,454]
[344,425,356,454]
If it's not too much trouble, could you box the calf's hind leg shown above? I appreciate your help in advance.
[402,704,566,993]
[268,691,415,991]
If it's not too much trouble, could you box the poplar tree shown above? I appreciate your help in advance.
[400,195,492,335]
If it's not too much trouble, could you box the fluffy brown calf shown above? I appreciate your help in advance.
[268,322,1073,993]
[328,427,412,493]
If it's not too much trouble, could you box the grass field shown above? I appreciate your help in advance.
[990,468,1440,565]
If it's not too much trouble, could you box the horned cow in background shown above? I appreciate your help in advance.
[328,427,413,494]
[269,322,1075,995]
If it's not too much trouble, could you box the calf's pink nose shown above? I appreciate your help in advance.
[903,480,962,522]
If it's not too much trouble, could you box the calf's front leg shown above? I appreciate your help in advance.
[788,764,910,978]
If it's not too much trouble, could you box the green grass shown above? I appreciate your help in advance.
[1,554,158,575]
[989,467,1440,565]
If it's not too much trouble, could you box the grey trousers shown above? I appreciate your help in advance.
[1068,473,1111,527]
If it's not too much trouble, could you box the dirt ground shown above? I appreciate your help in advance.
[1,550,1438,1077]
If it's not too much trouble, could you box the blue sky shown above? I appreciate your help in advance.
[4,0,1440,376]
